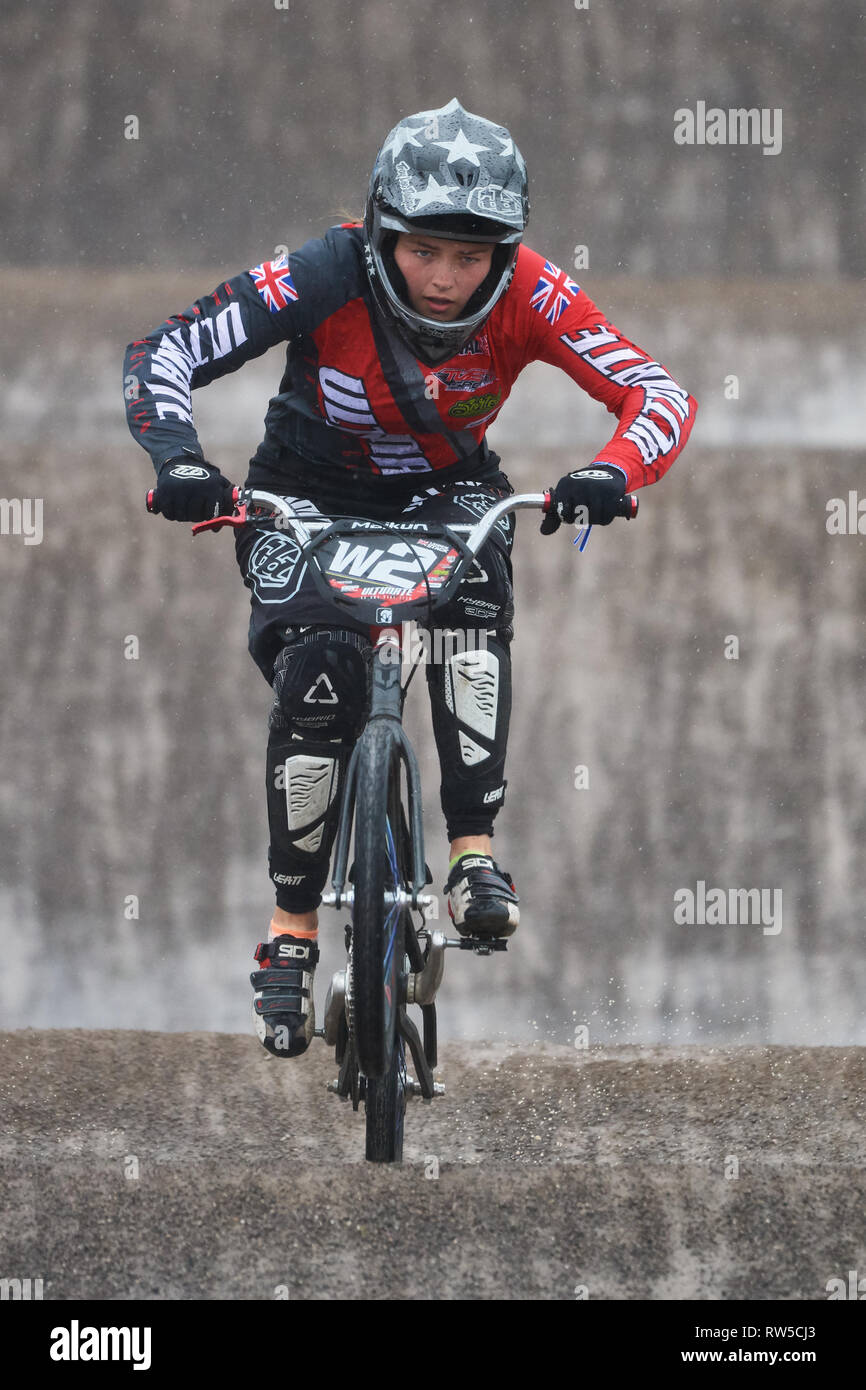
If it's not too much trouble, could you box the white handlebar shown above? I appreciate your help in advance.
[243,488,548,558]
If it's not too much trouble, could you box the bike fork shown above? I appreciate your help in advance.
[326,636,428,911]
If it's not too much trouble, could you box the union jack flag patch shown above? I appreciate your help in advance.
[529,261,579,324]
[249,256,299,312]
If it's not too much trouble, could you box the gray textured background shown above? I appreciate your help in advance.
[1,0,864,1046]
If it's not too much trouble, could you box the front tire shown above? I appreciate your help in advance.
[365,1030,406,1163]
[352,721,408,1161]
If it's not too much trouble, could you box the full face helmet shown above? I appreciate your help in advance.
[364,97,529,363]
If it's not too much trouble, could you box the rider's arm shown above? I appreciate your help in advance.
[123,253,306,471]
[512,246,698,492]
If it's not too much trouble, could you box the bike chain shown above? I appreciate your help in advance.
[345,947,355,1040]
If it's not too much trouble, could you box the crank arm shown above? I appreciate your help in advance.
[398,1010,438,1099]
[406,930,447,1005]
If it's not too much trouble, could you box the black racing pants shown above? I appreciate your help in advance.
[235,464,516,912]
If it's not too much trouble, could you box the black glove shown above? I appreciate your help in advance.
[540,465,627,534]
[152,457,234,522]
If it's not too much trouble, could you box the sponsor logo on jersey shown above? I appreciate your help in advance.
[558,324,692,465]
[530,261,580,324]
[457,332,490,357]
[318,366,433,474]
[249,256,299,311]
[448,392,502,419]
[433,367,495,392]
[146,303,247,425]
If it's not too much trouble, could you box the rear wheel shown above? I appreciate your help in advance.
[352,721,408,1162]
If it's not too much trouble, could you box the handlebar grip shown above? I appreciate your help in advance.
[542,488,638,521]
[145,484,240,521]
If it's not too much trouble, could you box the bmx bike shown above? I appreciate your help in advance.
[148,480,636,1161]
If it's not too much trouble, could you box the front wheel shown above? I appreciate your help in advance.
[365,1027,407,1163]
[352,721,409,1161]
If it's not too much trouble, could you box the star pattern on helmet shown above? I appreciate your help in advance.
[432,127,491,166]
[380,121,425,163]
[412,174,457,210]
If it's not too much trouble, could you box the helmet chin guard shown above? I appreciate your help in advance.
[363,98,529,362]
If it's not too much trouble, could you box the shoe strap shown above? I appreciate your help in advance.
[254,939,320,967]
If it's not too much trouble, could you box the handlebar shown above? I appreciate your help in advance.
[146,483,638,553]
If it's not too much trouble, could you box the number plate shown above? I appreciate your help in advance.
[317,533,462,606]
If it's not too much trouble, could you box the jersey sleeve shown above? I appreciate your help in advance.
[123,255,305,470]
[514,246,698,490]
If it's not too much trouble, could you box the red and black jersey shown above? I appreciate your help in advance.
[124,224,697,493]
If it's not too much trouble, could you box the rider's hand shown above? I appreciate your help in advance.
[152,457,235,522]
[540,465,627,533]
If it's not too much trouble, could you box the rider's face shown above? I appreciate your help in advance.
[393,233,494,321]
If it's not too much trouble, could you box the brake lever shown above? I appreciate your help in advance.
[191,501,248,535]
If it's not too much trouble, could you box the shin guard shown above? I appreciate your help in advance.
[425,630,512,840]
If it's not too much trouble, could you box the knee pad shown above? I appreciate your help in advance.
[267,628,370,907]
[271,627,370,740]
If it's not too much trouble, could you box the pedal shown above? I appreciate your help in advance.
[446,936,508,955]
